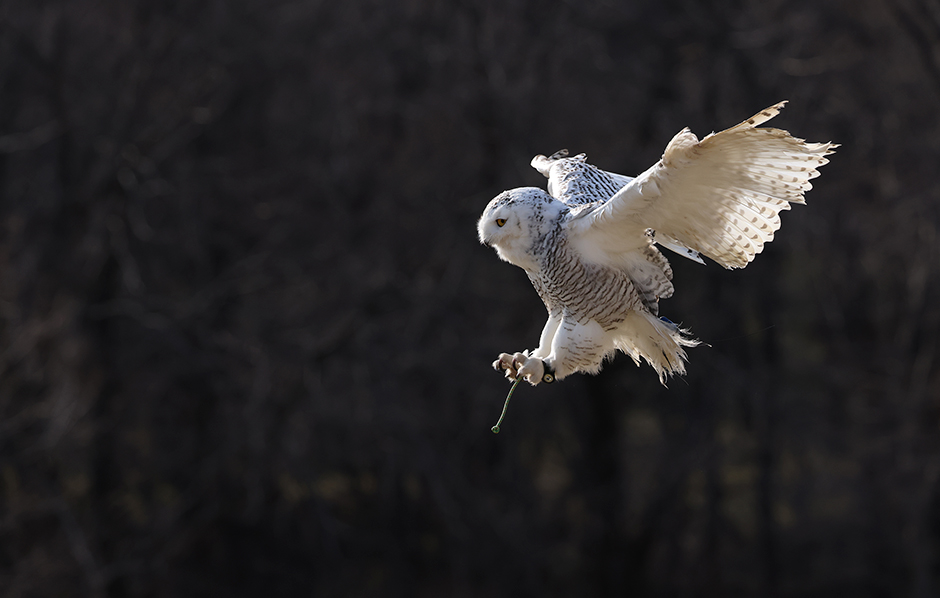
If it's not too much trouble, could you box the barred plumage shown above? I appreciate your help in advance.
[479,102,836,385]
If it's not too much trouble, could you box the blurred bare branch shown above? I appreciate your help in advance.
[1,1,938,596]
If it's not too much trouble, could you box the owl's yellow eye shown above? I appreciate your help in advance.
[496,218,507,227]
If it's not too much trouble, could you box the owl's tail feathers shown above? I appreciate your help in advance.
[614,312,700,385]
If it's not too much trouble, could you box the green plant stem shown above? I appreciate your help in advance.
[491,377,522,434]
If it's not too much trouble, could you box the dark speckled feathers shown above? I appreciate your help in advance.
[526,216,645,329]
[532,150,634,206]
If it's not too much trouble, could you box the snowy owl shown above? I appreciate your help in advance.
[478,101,835,386]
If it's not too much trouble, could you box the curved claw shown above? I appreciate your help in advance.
[493,352,519,379]
[516,357,544,386]
[493,351,552,385]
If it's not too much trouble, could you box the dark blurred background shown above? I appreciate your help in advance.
[2,0,939,596]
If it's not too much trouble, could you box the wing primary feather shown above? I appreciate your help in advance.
[656,237,705,264]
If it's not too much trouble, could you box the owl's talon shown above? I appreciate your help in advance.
[494,353,518,379]
[515,356,545,386]
[492,351,543,386]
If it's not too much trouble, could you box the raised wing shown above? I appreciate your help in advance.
[531,149,634,207]
[572,102,836,269]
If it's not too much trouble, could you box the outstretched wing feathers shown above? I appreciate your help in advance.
[574,102,836,269]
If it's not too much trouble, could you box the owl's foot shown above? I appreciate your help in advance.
[492,351,554,386]
[493,352,526,381]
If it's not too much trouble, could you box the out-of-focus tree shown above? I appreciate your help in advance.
[1,1,939,596]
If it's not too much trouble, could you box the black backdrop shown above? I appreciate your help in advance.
[3,1,940,596]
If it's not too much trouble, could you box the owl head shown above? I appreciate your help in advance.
[478,187,565,271]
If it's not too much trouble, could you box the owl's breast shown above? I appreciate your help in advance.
[528,238,643,329]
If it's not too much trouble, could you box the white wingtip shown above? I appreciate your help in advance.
[657,237,705,264]
[531,154,552,176]
[747,100,788,127]
[531,149,571,176]
[722,101,788,135]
